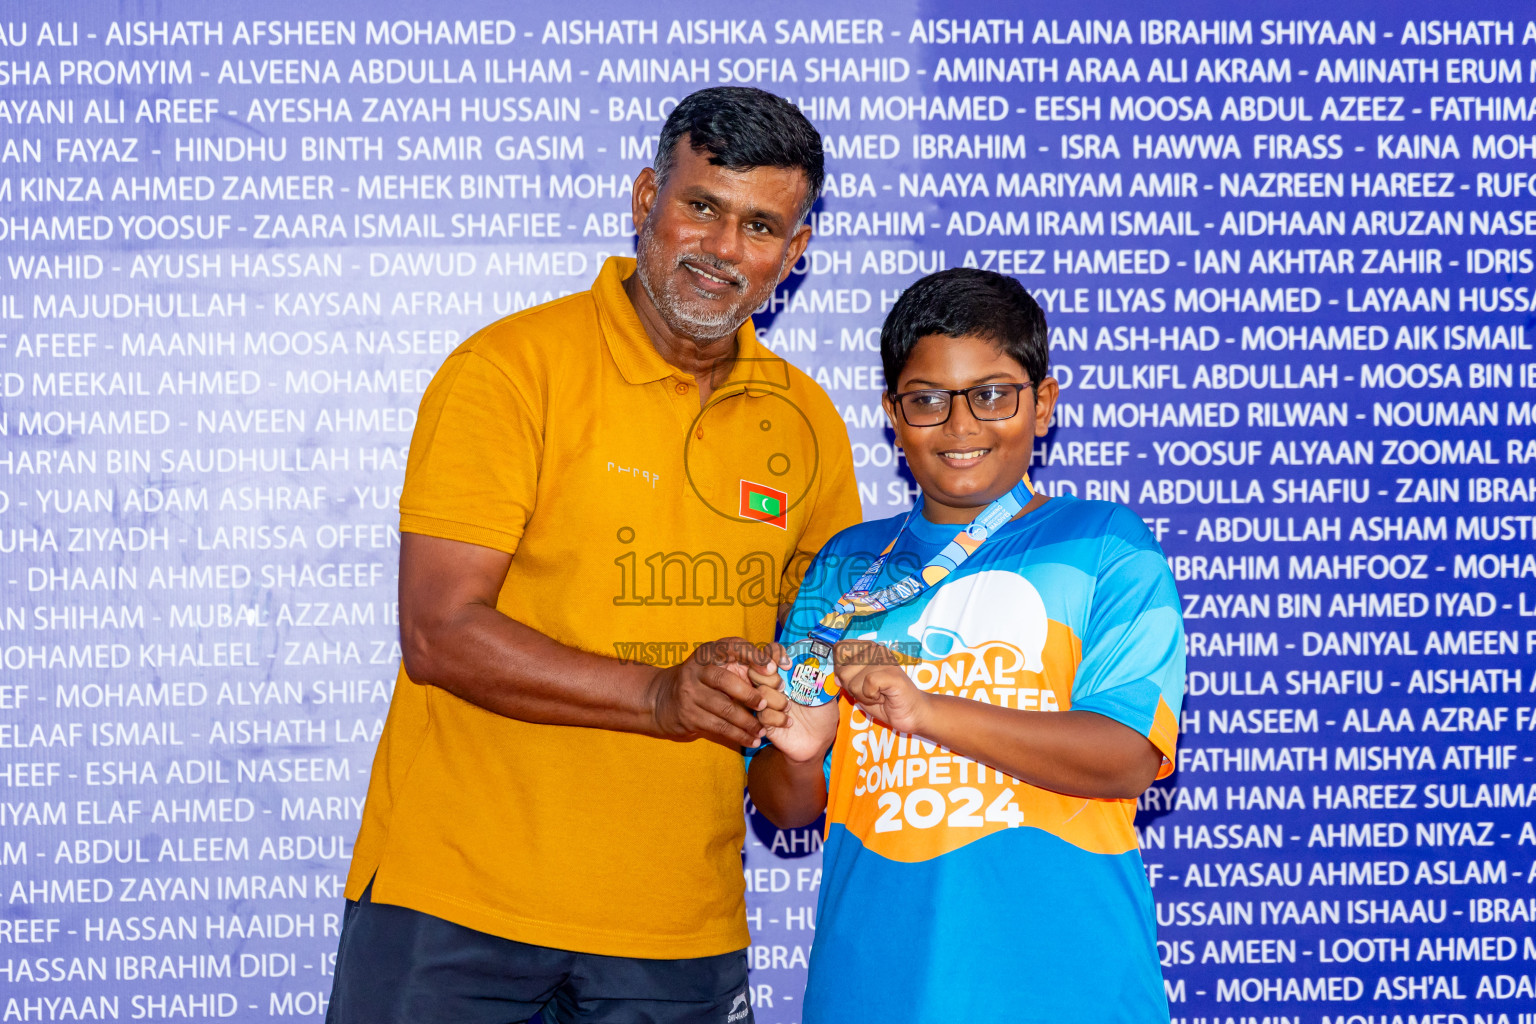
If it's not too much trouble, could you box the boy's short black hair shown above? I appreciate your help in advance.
[881,268,1049,392]
[655,87,824,222]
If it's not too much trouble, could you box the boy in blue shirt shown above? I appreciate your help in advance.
[748,268,1185,1022]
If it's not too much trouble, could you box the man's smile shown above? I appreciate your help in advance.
[680,257,743,293]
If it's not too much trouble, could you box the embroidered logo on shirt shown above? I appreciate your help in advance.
[608,461,660,489]
[739,480,788,529]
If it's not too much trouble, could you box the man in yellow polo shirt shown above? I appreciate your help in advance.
[326,88,861,1024]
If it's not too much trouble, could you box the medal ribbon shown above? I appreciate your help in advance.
[782,476,1035,706]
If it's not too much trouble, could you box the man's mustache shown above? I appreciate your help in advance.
[676,252,748,291]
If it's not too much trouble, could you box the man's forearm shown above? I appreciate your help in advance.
[748,746,829,829]
[398,532,768,747]
[402,598,660,734]
[915,700,1163,800]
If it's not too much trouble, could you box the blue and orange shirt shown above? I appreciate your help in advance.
[781,495,1184,1023]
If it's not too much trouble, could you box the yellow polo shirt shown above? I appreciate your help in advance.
[345,256,860,958]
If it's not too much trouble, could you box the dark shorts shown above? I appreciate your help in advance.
[325,884,754,1024]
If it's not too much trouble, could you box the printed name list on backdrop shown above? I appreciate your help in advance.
[1,1,1535,1021]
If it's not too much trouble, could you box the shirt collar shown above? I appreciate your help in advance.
[593,256,674,385]
[592,256,784,394]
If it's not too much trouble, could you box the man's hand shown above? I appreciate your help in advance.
[746,643,838,764]
[833,639,928,736]
[648,638,775,749]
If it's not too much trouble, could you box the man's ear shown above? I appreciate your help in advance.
[777,222,814,285]
[632,166,658,234]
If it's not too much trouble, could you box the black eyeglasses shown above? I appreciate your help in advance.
[890,382,1036,427]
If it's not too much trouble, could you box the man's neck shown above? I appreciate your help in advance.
[622,272,737,405]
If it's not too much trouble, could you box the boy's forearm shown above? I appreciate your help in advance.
[748,746,830,829]
[915,698,1163,800]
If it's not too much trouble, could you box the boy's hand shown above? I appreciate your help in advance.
[833,639,929,736]
[747,643,838,762]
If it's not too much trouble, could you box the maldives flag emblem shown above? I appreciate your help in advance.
[740,480,788,529]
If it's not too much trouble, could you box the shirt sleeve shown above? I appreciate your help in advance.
[398,349,544,555]
[1067,508,1186,780]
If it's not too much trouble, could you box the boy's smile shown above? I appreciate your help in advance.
[883,333,1059,525]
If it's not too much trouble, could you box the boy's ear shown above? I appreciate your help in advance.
[881,393,899,432]
[1033,378,1061,437]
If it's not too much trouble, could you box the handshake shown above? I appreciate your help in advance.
[645,637,925,752]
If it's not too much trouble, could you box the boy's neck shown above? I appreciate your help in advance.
[918,490,1050,526]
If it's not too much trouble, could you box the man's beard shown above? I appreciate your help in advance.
[634,223,781,342]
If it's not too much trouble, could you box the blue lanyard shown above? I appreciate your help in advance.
[782,476,1034,706]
